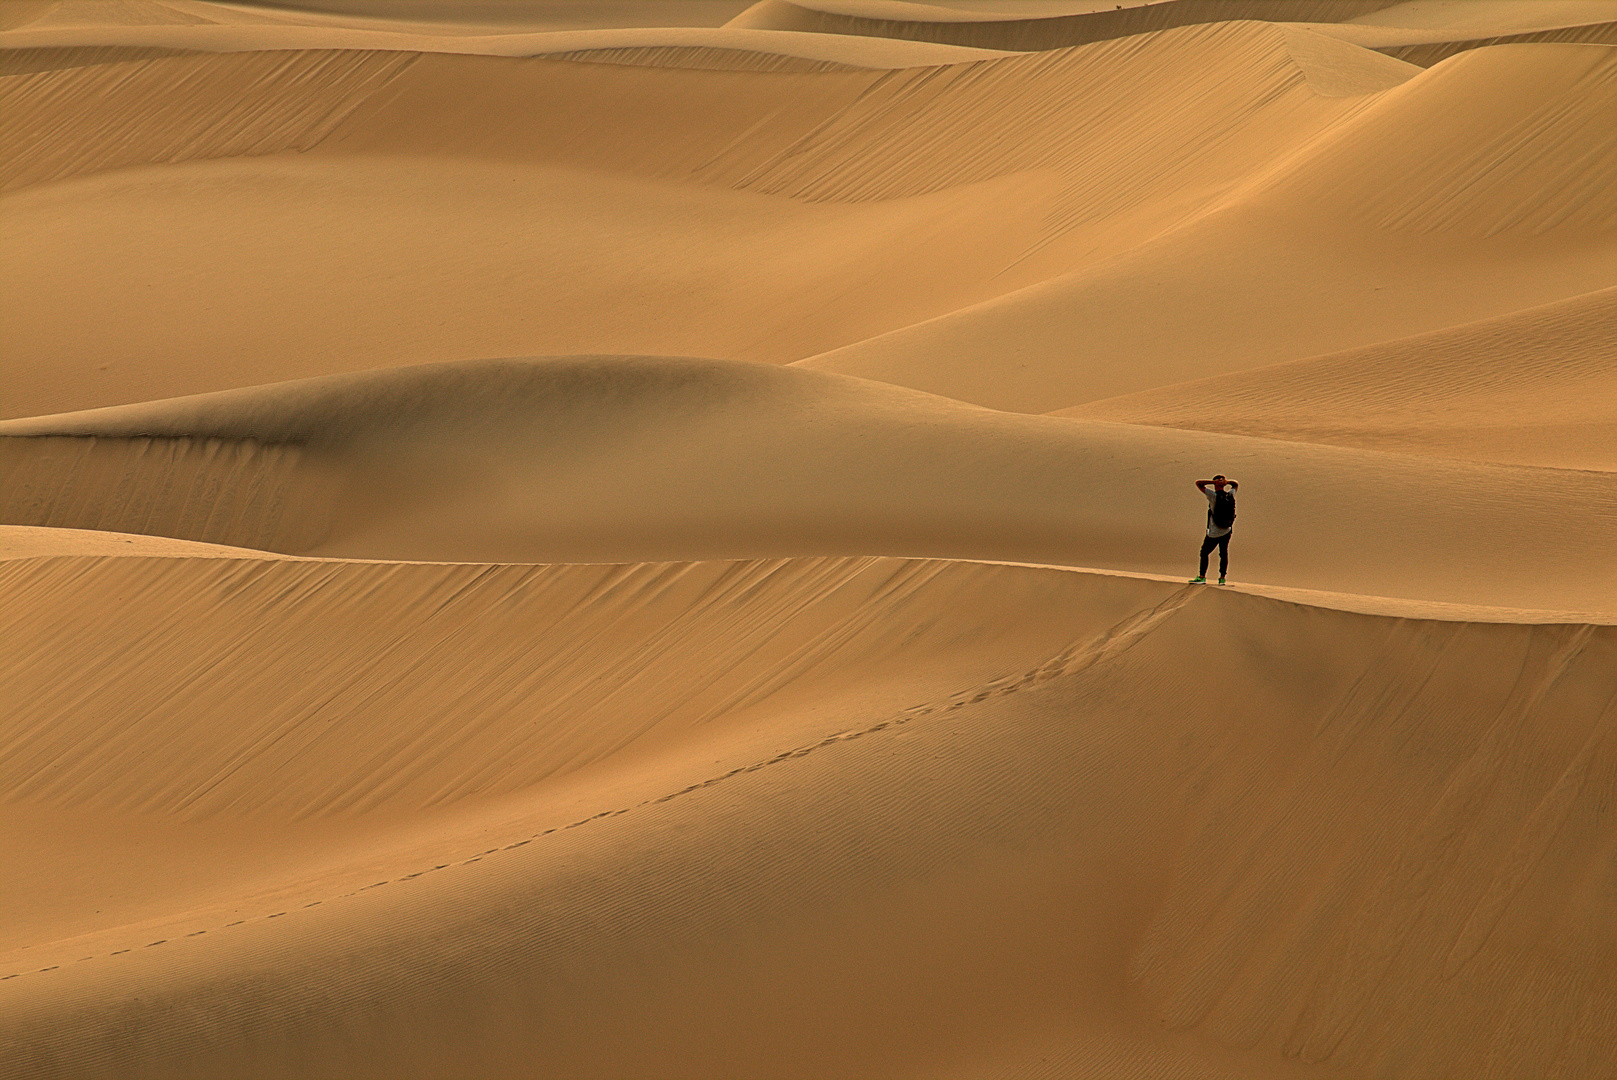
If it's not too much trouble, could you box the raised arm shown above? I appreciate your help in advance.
[1195,479,1213,492]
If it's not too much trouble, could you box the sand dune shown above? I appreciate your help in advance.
[5,356,1615,612]
[2,551,1611,1078]
[4,21,1436,416]
[1060,286,1617,470]
[1,154,1059,417]
[4,1,1614,1076]
[798,42,1616,410]
[1,553,1148,821]
[13,23,1589,419]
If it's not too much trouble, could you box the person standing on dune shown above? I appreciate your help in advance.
[1191,475,1237,584]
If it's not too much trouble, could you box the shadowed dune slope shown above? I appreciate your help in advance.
[1374,21,1617,66]
[798,42,1617,411]
[727,0,1403,49]
[3,357,1614,612]
[0,49,417,192]
[1299,0,1617,64]
[0,43,196,73]
[1059,286,1617,470]
[732,0,1617,66]
[0,552,1610,1079]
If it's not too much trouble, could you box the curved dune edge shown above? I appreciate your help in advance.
[0,22,1014,65]
[726,0,1405,49]
[1368,21,1617,67]
[0,524,289,560]
[1057,286,1617,470]
[3,356,1614,613]
[1,551,1611,1079]
[0,20,1410,199]
[730,0,1616,68]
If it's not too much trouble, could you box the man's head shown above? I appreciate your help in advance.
[1213,474,1225,483]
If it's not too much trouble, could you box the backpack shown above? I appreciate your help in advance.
[1211,490,1236,529]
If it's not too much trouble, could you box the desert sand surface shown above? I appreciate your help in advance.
[2,2,1614,1078]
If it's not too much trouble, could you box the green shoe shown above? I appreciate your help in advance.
[1189,576,1206,583]
[1217,577,1227,585]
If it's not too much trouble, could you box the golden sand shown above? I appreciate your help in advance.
[2,2,1614,1077]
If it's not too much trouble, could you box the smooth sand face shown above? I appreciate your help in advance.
[2,2,1615,1078]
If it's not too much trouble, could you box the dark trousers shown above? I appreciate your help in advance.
[1199,532,1230,577]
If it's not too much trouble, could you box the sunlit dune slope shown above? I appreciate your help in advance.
[0,553,1144,821]
[1059,286,1617,470]
[799,42,1616,411]
[1,551,1610,1079]
[3,357,1614,611]
[0,523,282,559]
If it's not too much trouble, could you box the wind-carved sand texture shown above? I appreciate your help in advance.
[2,2,1614,1078]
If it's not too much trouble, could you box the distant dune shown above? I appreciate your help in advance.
[1062,286,1617,470]
[796,41,1616,411]
[3,1,1614,1077]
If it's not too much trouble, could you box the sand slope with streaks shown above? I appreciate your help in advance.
[1,553,1611,1078]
